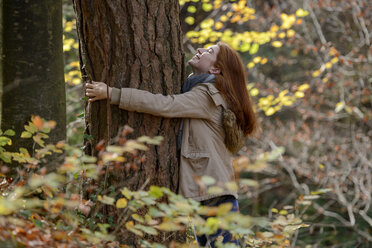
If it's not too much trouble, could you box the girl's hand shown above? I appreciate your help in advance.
[85,81,112,102]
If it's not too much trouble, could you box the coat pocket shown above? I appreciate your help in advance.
[182,152,210,174]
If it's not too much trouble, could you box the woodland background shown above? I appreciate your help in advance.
[0,0,371,247]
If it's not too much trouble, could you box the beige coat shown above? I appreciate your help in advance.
[110,83,238,201]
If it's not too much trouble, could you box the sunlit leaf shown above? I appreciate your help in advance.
[149,186,163,199]
[187,6,196,13]
[185,16,195,25]
[250,88,259,96]
[265,107,275,116]
[272,41,283,47]
[249,43,259,54]
[335,102,345,113]
[296,8,309,17]
[202,3,213,12]
[294,91,305,98]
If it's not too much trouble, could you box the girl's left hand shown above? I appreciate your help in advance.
[85,81,112,102]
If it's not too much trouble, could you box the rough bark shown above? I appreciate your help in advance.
[73,0,184,244]
[1,0,66,152]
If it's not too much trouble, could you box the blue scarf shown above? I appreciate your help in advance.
[177,73,215,150]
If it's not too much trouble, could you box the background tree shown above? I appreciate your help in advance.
[1,0,66,153]
[73,0,184,244]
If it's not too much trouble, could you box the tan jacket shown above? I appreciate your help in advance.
[110,83,238,201]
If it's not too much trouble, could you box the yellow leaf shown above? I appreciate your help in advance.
[298,83,310,91]
[253,57,261,63]
[200,18,214,29]
[72,78,81,85]
[278,32,286,39]
[202,3,213,12]
[249,43,259,54]
[272,41,283,47]
[278,89,289,98]
[247,62,255,68]
[185,16,195,25]
[250,88,259,96]
[271,208,279,213]
[265,107,275,116]
[125,221,134,229]
[215,22,223,30]
[220,15,228,22]
[240,43,250,53]
[279,210,288,215]
[294,91,305,98]
[270,25,279,33]
[331,57,339,64]
[116,198,128,208]
[187,6,196,13]
[287,29,295,37]
[325,62,332,69]
[260,58,268,64]
[322,78,328,83]
[312,70,321,77]
[296,8,309,17]
[335,102,345,113]
[69,61,80,68]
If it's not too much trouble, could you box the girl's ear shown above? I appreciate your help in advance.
[209,67,221,75]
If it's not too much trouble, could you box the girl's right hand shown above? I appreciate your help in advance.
[85,81,112,102]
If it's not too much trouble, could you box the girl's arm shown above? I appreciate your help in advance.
[86,81,215,119]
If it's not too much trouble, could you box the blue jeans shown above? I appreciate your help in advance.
[196,195,239,247]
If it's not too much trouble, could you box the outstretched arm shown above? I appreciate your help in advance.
[85,81,214,119]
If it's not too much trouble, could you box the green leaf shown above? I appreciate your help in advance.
[0,152,12,163]
[21,131,32,138]
[98,195,115,205]
[0,137,11,146]
[33,135,45,147]
[135,224,158,235]
[132,214,144,223]
[240,43,251,52]
[19,148,30,156]
[187,5,196,13]
[202,3,213,12]
[249,43,259,55]
[77,112,84,118]
[4,129,15,136]
[149,186,163,199]
[24,124,37,134]
[81,96,89,101]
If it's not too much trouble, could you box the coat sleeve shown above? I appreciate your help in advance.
[110,84,215,119]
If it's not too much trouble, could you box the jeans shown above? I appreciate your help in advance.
[196,195,239,247]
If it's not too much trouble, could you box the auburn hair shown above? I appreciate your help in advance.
[214,42,257,136]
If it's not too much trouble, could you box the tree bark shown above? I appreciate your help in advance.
[1,0,66,152]
[73,0,184,244]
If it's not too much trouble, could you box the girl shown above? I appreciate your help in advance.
[86,42,257,246]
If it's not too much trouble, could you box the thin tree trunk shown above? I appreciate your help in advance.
[1,0,66,153]
[73,0,184,244]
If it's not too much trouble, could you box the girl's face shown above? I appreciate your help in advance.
[188,44,220,75]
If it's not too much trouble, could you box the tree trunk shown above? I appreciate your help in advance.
[1,0,66,152]
[73,0,184,244]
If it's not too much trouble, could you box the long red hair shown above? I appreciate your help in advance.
[214,42,257,136]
